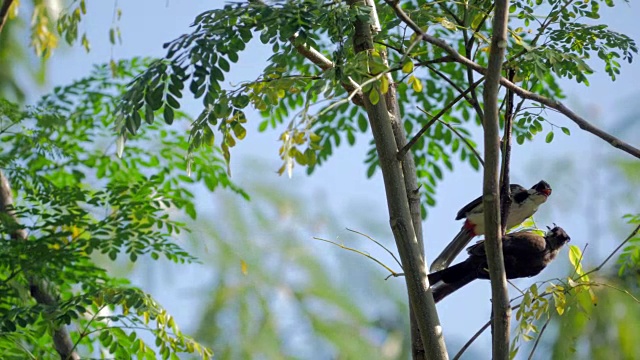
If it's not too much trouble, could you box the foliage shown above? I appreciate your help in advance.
[0,59,241,358]
[113,0,635,217]
[539,271,640,360]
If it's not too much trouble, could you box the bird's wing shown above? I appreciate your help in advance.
[512,185,530,203]
[466,229,545,257]
[466,239,486,257]
[455,195,484,220]
[455,184,525,220]
[502,231,546,255]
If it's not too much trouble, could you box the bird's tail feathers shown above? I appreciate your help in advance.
[429,261,476,303]
[430,228,474,272]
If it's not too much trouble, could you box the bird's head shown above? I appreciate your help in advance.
[545,225,571,249]
[531,180,552,197]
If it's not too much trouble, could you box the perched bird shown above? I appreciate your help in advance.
[428,226,570,303]
[430,180,552,272]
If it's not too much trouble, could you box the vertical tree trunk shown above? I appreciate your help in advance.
[481,0,512,358]
[348,1,448,359]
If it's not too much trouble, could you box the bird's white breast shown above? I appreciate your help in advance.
[467,193,546,235]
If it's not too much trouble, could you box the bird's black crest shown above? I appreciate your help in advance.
[547,226,570,242]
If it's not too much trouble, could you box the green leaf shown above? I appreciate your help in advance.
[402,61,414,74]
[369,88,380,105]
[144,103,154,124]
[357,113,368,132]
[471,14,484,30]
[232,123,247,140]
[164,106,174,125]
[545,131,554,143]
[166,94,180,109]
[218,57,230,72]
[568,244,585,277]
[440,18,456,30]
[411,77,423,92]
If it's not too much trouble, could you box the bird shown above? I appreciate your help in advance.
[428,226,570,303]
[430,180,552,272]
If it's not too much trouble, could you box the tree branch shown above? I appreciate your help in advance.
[348,1,448,359]
[582,223,640,278]
[0,171,80,360]
[383,0,640,160]
[453,321,491,360]
[482,0,511,358]
[422,63,481,111]
[436,118,484,167]
[367,1,432,356]
[463,3,492,123]
[527,316,552,360]
[290,33,365,106]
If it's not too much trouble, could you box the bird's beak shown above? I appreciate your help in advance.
[540,188,552,197]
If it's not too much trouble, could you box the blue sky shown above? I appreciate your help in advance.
[31,0,640,357]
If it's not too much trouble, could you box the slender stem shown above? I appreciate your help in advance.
[527,317,552,360]
[500,70,515,234]
[367,2,430,357]
[313,237,402,276]
[423,63,481,108]
[435,118,485,167]
[453,320,491,360]
[582,223,640,278]
[464,3,493,123]
[346,227,403,269]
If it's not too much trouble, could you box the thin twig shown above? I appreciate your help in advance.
[313,237,402,277]
[453,321,491,360]
[346,228,403,269]
[500,69,515,235]
[527,316,552,360]
[582,224,640,278]
[506,0,574,65]
[595,282,640,304]
[383,0,640,160]
[464,3,492,122]
[398,77,484,159]
[508,279,526,296]
[437,1,463,25]
[435,118,485,167]
[423,63,481,108]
